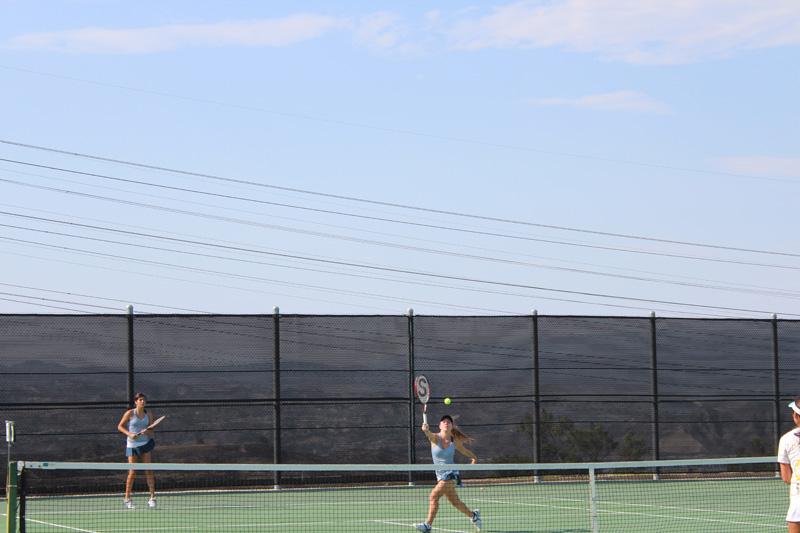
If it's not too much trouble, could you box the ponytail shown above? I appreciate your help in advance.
[452,426,474,444]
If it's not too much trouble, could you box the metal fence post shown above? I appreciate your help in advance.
[773,313,781,451]
[650,312,660,479]
[407,308,416,485]
[273,306,281,489]
[126,305,134,408]
[532,310,542,480]
[18,460,25,533]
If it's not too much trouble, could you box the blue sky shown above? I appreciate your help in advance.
[0,1,798,316]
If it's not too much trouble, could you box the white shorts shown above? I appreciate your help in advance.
[788,485,800,522]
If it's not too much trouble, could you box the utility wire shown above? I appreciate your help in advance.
[2,139,798,257]
[0,244,516,314]
[0,283,211,314]
[3,175,800,280]
[2,167,796,298]
[0,291,125,312]
[0,210,796,316]
[0,296,95,313]
[4,179,800,300]
[2,238,738,318]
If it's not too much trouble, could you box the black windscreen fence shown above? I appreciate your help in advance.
[2,313,797,492]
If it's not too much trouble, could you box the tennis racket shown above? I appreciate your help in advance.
[136,415,166,436]
[413,375,430,425]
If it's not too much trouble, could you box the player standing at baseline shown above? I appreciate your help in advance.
[117,392,157,509]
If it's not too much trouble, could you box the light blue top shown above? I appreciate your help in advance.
[126,410,150,448]
[431,435,459,481]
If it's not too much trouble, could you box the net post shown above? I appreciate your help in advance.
[649,311,660,481]
[407,308,416,487]
[588,466,599,533]
[6,460,18,533]
[272,306,281,490]
[531,310,541,483]
[17,461,25,533]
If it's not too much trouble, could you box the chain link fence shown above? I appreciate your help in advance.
[2,313,797,491]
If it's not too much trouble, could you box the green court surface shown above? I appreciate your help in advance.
[15,477,789,532]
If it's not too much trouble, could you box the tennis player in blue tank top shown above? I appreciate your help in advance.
[116,392,157,509]
[416,415,482,532]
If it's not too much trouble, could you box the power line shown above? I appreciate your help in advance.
[0,283,211,314]
[4,237,741,318]
[1,236,739,317]
[1,210,796,316]
[3,167,796,299]
[5,175,798,298]
[2,139,798,257]
[0,249,409,314]
[3,172,800,278]
[0,243,518,314]
[0,295,96,313]
[0,291,125,312]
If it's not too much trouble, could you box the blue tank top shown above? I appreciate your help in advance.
[431,435,458,480]
[126,410,150,448]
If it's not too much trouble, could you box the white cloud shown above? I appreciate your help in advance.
[715,156,800,179]
[447,0,800,64]
[533,90,671,113]
[352,12,403,50]
[6,3,799,61]
[5,15,349,54]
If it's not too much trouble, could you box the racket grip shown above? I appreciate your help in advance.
[423,413,428,425]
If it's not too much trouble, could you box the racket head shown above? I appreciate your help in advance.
[148,415,166,429]
[413,375,430,404]
[414,375,430,426]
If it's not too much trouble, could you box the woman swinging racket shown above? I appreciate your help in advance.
[416,415,482,532]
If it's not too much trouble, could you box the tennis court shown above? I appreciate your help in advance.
[7,458,788,532]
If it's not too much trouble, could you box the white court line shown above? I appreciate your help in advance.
[599,498,778,518]
[478,497,588,513]
[480,489,781,519]
[29,504,263,515]
[594,507,784,529]
[29,520,347,532]
[482,493,779,520]
[478,497,784,529]
[29,499,387,515]
[25,518,100,533]
[373,520,468,532]
[21,516,470,532]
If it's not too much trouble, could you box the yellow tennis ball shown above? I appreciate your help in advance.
[444,397,452,405]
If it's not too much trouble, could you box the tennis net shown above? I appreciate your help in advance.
[6,457,783,532]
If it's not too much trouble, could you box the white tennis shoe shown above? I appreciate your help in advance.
[471,509,482,531]
[415,522,432,532]
[147,498,157,509]
[123,499,135,510]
